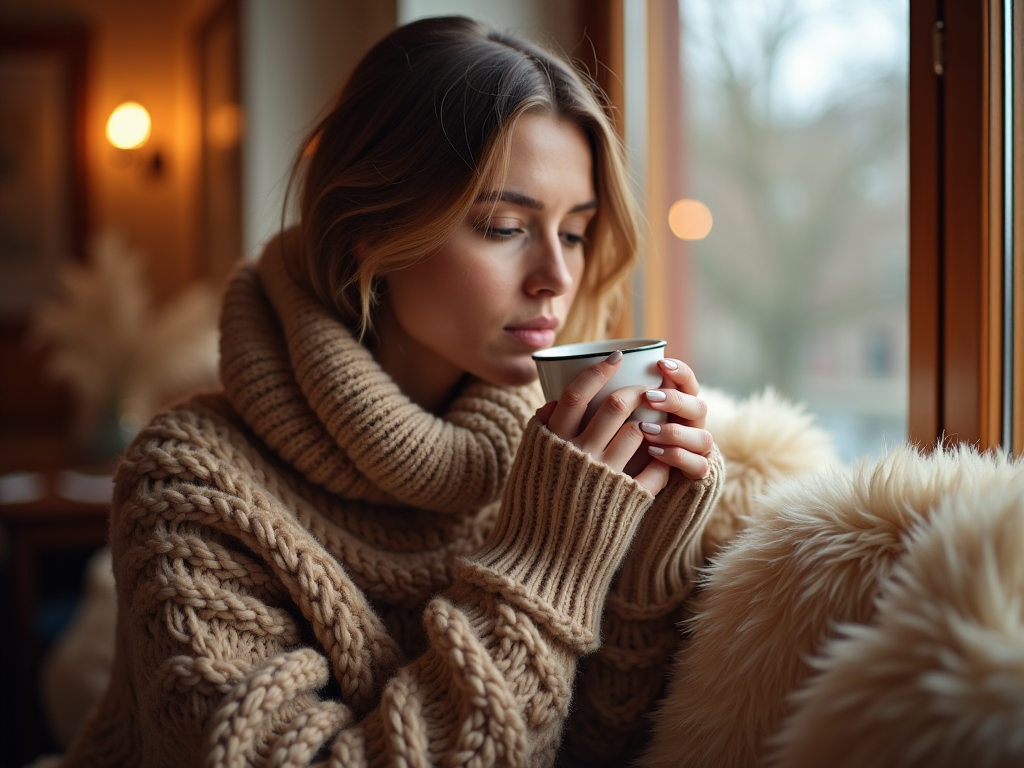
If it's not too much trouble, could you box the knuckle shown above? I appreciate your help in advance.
[606,394,630,415]
[579,368,607,391]
[695,397,708,418]
[561,387,584,407]
[700,430,715,452]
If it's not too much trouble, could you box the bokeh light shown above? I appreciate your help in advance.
[207,102,244,150]
[668,198,713,240]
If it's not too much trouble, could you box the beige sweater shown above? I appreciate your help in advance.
[61,236,723,767]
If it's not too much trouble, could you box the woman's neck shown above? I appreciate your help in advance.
[372,301,466,414]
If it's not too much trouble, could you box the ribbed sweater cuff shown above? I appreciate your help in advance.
[607,445,724,620]
[456,418,654,653]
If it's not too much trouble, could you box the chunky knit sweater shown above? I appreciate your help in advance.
[61,233,723,768]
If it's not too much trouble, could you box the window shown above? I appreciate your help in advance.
[606,0,1021,458]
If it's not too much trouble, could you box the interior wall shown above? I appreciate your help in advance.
[241,0,396,259]
[398,0,579,57]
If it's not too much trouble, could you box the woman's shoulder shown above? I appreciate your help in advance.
[113,390,279,508]
[109,390,333,565]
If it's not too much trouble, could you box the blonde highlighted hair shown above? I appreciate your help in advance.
[289,16,640,344]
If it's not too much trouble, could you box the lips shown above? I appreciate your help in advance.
[505,316,559,348]
[506,316,559,331]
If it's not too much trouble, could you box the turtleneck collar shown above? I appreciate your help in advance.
[218,229,544,514]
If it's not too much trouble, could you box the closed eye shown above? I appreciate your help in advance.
[482,226,521,240]
[474,218,523,240]
[561,232,589,248]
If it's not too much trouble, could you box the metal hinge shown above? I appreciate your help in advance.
[932,20,946,76]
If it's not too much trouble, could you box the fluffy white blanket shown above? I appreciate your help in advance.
[643,417,1024,768]
[700,387,836,558]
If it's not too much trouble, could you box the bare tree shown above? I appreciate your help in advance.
[684,0,907,397]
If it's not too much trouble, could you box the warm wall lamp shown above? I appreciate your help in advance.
[106,101,150,148]
[106,101,164,176]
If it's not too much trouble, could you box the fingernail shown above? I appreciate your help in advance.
[660,359,679,370]
[605,350,622,364]
[646,390,667,402]
[648,446,665,456]
[640,421,661,435]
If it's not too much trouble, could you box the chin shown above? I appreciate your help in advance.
[478,359,540,388]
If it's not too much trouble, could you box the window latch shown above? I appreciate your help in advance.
[932,20,946,76]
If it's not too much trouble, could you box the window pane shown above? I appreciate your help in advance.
[678,0,909,461]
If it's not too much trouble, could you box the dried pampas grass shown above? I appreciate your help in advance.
[123,282,220,423]
[29,231,149,417]
[29,230,219,437]
[642,443,1024,768]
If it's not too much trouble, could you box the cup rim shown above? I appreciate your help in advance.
[531,337,667,362]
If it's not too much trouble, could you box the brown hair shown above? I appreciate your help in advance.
[290,15,640,343]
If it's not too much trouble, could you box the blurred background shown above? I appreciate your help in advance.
[0,0,910,763]
[674,0,908,461]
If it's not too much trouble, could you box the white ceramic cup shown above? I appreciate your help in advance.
[532,338,669,430]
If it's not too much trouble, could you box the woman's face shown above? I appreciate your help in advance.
[375,112,596,410]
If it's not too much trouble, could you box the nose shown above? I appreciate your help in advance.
[524,231,576,297]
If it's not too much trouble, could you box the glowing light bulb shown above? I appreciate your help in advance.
[106,102,151,149]
[668,199,713,240]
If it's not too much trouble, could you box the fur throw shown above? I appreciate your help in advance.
[643,442,1024,768]
[773,476,1024,767]
[701,387,836,558]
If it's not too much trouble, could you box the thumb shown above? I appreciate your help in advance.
[633,459,670,495]
[535,400,557,425]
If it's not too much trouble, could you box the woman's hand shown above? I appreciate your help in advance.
[639,357,713,480]
[535,352,712,495]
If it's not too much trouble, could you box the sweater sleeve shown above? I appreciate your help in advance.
[62,417,654,768]
[559,447,725,766]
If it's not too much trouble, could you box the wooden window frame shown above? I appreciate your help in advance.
[910,0,1021,452]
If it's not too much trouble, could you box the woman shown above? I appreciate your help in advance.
[62,16,722,767]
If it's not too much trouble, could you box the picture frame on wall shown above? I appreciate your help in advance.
[0,26,87,322]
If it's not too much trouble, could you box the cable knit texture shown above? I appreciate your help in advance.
[58,231,723,768]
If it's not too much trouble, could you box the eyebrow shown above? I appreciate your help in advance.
[475,190,598,214]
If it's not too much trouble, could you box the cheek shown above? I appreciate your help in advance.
[563,254,586,307]
[386,266,450,335]
[395,249,509,328]
[433,253,518,318]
